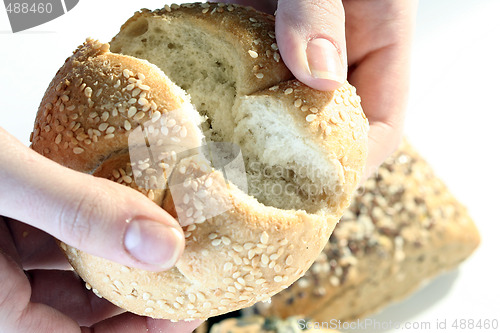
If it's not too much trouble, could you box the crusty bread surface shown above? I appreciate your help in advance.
[31,3,368,320]
[252,140,480,321]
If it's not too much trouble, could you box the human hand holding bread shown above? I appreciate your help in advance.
[0,1,415,332]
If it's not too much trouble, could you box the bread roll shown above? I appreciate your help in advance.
[31,3,368,320]
[252,140,480,321]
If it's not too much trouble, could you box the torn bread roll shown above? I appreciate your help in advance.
[31,3,368,321]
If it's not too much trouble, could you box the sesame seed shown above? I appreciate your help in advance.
[261,254,269,265]
[106,126,115,134]
[233,244,243,252]
[152,111,161,123]
[301,105,309,112]
[310,107,319,113]
[224,262,233,271]
[223,278,232,285]
[255,73,264,79]
[89,112,98,119]
[132,88,141,97]
[233,256,243,265]
[138,73,146,81]
[104,134,115,140]
[127,106,137,118]
[98,123,108,131]
[274,276,283,282]
[221,236,231,245]
[212,239,222,246]
[208,233,218,240]
[260,231,269,244]
[124,120,132,131]
[134,112,145,121]
[138,97,148,106]
[73,147,84,154]
[249,17,257,22]
[202,7,209,13]
[126,83,135,91]
[123,69,133,78]
[306,114,317,122]
[273,52,280,62]
[285,255,293,265]
[256,278,266,285]
[284,88,293,95]
[84,87,92,98]
[61,95,69,102]
[101,112,110,122]
[271,43,278,50]
[248,50,258,58]
[142,292,151,300]
[138,84,151,91]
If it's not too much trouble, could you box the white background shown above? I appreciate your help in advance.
[1,1,499,332]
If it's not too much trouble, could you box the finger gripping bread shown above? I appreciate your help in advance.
[31,3,368,320]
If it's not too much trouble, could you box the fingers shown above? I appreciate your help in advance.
[0,128,184,272]
[6,219,70,270]
[275,0,347,91]
[0,250,199,333]
[28,269,123,326]
[0,249,81,332]
[343,0,418,180]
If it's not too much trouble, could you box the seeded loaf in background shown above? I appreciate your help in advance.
[31,2,369,321]
[248,139,480,322]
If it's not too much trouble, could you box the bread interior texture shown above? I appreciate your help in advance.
[110,16,338,213]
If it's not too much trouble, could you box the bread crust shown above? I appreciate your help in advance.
[110,3,292,95]
[255,140,480,321]
[31,3,368,321]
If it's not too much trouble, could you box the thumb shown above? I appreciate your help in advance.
[275,0,347,91]
[0,128,184,272]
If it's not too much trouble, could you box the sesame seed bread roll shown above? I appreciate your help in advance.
[31,3,368,321]
[253,140,480,322]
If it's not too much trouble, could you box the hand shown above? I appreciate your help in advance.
[0,127,199,332]
[224,0,417,179]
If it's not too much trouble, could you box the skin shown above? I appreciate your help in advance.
[0,1,416,331]
[225,0,417,178]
